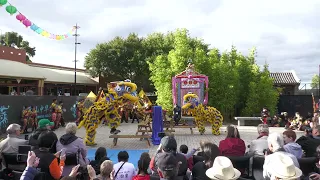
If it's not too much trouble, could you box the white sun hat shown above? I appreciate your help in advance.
[205,156,241,180]
[269,153,302,179]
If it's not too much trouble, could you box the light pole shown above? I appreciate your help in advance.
[0,29,2,43]
[73,24,80,96]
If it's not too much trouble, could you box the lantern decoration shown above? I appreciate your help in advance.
[22,19,31,27]
[5,5,16,15]
[16,13,25,22]
[30,24,39,31]
[2,1,76,40]
[0,0,7,6]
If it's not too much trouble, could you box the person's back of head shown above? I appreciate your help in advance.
[95,147,107,161]
[118,151,129,162]
[160,135,177,153]
[138,156,151,175]
[100,160,113,179]
[157,152,179,180]
[257,124,269,135]
[38,131,57,149]
[6,123,21,135]
[226,125,240,138]
[140,152,151,161]
[179,144,188,154]
[267,132,284,152]
[203,142,220,168]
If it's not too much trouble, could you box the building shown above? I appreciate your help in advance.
[270,71,301,95]
[0,46,98,96]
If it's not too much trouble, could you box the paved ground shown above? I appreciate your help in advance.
[53,122,305,155]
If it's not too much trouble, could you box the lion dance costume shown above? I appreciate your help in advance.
[182,92,223,135]
[78,80,139,146]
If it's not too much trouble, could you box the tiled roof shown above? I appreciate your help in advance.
[270,71,300,85]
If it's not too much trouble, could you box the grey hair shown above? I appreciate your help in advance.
[65,122,77,134]
[6,124,21,134]
[257,124,269,134]
[267,132,284,151]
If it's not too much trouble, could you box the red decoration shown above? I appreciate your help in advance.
[184,81,187,85]
[16,13,26,22]
[193,81,197,84]
[22,19,31,27]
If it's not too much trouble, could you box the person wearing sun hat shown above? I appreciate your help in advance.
[205,156,241,180]
[28,119,57,152]
[267,153,302,180]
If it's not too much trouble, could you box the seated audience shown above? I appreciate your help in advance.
[99,160,114,180]
[56,122,89,177]
[283,130,303,158]
[191,143,220,180]
[205,156,241,180]
[219,125,245,156]
[157,152,180,180]
[247,124,269,156]
[263,133,300,180]
[113,151,136,180]
[0,123,28,169]
[264,153,302,180]
[150,136,188,179]
[29,119,57,152]
[89,147,110,175]
[133,154,151,180]
[296,125,320,157]
[20,151,40,180]
[196,140,207,157]
[34,131,65,180]
[246,124,269,179]
[139,152,152,174]
[179,144,193,171]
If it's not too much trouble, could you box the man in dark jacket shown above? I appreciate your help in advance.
[296,125,320,157]
[151,136,188,180]
[29,119,57,153]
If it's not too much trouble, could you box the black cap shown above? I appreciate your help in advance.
[161,136,177,152]
[158,152,178,171]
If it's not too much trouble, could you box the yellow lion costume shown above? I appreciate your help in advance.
[78,80,139,146]
[182,92,223,135]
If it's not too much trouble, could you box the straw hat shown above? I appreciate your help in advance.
[205,156,241,180]
[269,153,302,179]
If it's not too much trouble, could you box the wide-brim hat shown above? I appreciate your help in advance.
[269,153,302,179]
[205,156,241,180]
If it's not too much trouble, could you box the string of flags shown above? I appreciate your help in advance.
[0,0,76,40]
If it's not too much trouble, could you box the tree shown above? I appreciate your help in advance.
[84,33,152,90]
[148,29,209,110]
[311,74,320,89]
[243,64,279,116]
[0,32,36,62]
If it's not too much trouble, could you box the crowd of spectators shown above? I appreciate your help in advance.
[2,118,320,179]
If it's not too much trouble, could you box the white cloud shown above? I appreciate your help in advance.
[0,0,319,84]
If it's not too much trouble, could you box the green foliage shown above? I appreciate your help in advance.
[0,32,36,62]
[84,33,152,91]
[85,28,279,118]
[311,74,319,89]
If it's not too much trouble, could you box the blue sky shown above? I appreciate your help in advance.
[0,0,319,85]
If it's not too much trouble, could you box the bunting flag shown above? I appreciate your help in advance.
[0,0,75,40]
